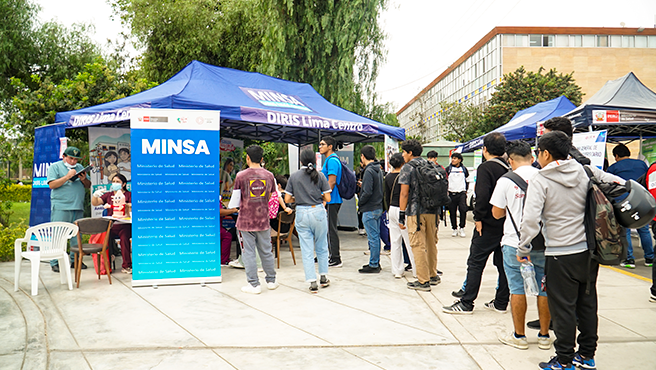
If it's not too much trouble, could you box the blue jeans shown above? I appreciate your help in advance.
[380,211,390,249]
[295,205,329,282]
[501,245,547,296]
[362,209,383,267]
[626,225,655,260]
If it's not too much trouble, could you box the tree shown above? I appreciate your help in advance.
[112,0,263,83]
[260,0,388,113]
[483,66,583,131]
[0,0,101,102]
[7,62,157,142]
[439,101,486,143]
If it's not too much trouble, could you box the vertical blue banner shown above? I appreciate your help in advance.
[30,123,66,226]
[130,109,221,287]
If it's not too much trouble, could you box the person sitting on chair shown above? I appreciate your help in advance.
[91,173,133,274]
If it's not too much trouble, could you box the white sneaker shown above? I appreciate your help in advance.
[451,229,458,237]
[229,260,244,269]
[459,228,466,238]
[381,249,391,256]
[266,281,279,290]
[241,284,262,294]
[498,332,529,350]
[537,335,552,350]
[394,274,403,279]
[358,229,366,235]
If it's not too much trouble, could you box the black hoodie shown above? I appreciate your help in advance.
[359,161,384,213]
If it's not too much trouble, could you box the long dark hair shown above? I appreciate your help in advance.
[300,148,319,184]
[112,173,129,192]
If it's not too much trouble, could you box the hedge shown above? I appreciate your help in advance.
[0,185,31,202]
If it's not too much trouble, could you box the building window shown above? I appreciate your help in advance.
[516,34,528,47]
[583,35,595,47]
[529,34,542,47]
[648,36,656,48]
[542,35,554,47]
[623,35,635,47]
[556,35,569,47]
[610,35,622,47]
[571,35,582,47]
[636,35,648,48]
[597,35,608,47]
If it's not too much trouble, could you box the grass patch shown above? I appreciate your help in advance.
[8,202,30,226]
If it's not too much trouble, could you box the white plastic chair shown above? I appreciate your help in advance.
[14,222,78,296]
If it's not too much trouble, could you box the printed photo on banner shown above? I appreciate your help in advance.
[384,135,399,172]
[88,127,131,218]
[220,138,243,203]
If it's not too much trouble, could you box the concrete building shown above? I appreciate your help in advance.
[398,26,656,142]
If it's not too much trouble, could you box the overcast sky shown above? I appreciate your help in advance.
[39,0,656,111]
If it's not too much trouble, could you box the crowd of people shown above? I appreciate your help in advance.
[221,116,656,370]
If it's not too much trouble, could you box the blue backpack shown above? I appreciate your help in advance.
[328,155,357,200]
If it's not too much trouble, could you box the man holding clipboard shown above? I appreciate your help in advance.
[46,147,91,272]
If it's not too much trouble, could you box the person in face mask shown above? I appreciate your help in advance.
[91,174,133,273]
[46,146,92,273]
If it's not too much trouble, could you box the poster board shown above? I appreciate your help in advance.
[88,127,132,218]
[572,130,607,170]
[130,108,222,287]
[641,138,656,165]
[384,135,399,172]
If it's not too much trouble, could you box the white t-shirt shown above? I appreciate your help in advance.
[490,165,539,248]
[447,165,468,193]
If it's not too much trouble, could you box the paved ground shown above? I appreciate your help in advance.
[1,220,655,370]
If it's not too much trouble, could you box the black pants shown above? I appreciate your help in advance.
[650,222,656,296]
[449,191,467,229]
[327,203,341,262]
[461,227,509,310]
[546,251,599,364]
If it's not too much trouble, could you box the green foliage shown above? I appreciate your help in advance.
[483,66,583,131]
[7,62,157,141]
[0,184,32,202]
[0,221,26,262]
[260,0,388,113]
[242,141,289,176]
[112,0,263,83]
[439,101,487,143]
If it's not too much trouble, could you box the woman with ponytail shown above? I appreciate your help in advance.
[285,149,332,293]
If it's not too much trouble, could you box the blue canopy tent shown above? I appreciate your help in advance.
[455,96,577,153]
[566,72,656,139]
[54,60,405,145]
[30,61,404,226]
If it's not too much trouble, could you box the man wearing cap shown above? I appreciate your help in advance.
[47,147,91,272]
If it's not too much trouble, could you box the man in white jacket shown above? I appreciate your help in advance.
[518,131,623,370]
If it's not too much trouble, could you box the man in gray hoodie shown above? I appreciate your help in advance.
[518,131,624,370]
[358,145,385,273]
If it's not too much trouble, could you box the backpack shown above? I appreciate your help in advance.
[327,155,357,200]
[583,166,628,265]
[408,159,450,211]
[502,171,545,251]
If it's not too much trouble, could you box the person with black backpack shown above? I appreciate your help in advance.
[397,139,443,291]
[443,132,510,315]
[517,131,624,370]
[489,141,551,351]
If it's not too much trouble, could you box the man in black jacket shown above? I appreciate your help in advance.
[443,132,510,314]
[358,145,385,273]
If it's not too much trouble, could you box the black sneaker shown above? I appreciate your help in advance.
[442,300,473,314]
[51,265,60,273]
[328,259,343,268]
[309,281,318,293]
[320,275,330,287]
[483,299,507,313]
[407,281,431,291]
[451,289,465,298]
[404,264,413,271]
[430,275,441,285]
[621,259,636,269]
[358,265,381,273]
[645,258,654,267]
[527,319,553,331]
[436,269,443,276]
